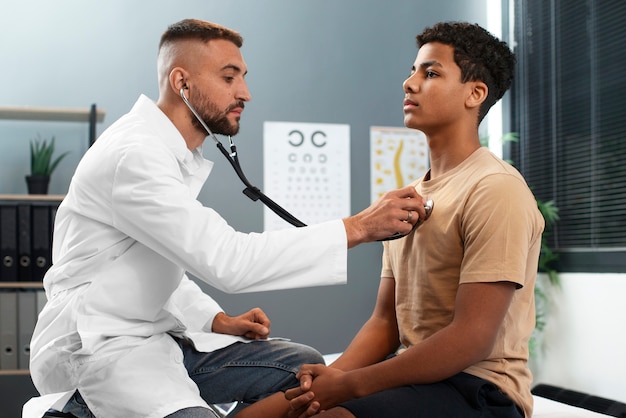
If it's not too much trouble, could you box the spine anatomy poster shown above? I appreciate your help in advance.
[370,126,429,203]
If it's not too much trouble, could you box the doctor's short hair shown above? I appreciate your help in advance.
[159,19,243,50]
[416,22,516,123]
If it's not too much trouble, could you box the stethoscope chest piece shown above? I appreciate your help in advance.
[380,199,434,241]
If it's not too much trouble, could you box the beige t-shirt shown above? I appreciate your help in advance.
[382,147,544,418]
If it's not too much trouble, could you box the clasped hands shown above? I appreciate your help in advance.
[285,364,353,417]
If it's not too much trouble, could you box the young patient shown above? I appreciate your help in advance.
[277,21,544,418]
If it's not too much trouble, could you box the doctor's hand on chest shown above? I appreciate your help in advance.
[343,185,430,247]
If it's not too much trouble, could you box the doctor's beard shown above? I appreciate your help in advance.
[190,90,243,137]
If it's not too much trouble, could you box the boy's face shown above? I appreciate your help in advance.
[402,42,472,134]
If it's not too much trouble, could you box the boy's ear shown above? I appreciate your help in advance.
[466,81,488,109]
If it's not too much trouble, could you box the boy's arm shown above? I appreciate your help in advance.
[330,276,400,371]
[285,276,399,416]
[349,281,517,390]
[290,280,516,414]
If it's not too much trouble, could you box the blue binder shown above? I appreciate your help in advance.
[0,204,18,282]
[31,203,51,282]
[17,204,32,282]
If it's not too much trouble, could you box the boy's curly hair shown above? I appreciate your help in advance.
[417,22,516,123]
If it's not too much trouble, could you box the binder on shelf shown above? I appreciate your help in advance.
[17,290,37,369]
[36,289,47,315]
[0,204,18,282]
[17,204,32,281]
[0,290,18,370]
[50,201,59,263]
[50,203,58,232]
[31,203,51,281]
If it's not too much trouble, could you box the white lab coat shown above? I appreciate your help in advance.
[23,95,347,418]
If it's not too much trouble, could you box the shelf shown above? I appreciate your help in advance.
[0,106,105,123]
[0,103,105,146]
[0,282,43,289]
[0,369,30,376]
[0,194,64,202]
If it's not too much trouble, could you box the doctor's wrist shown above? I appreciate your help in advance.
[342,217,367,249]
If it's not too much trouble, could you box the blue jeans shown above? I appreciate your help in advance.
[180,338,324,415]
[61,337,323,417]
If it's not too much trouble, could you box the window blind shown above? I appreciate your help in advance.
[512,0,626,271]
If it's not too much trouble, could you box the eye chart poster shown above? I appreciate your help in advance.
[370,126,429,203]
[263,121,351,231]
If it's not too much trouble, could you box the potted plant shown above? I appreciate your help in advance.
[26,134,70,194]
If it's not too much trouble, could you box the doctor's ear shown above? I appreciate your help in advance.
[169,67,190,93]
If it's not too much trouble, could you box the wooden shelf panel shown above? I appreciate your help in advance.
[0,106,105,123]
[0,282,43,289]
[0,194,64,202]
[0,369,30,376]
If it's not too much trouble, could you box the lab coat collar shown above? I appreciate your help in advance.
[131,94,192,164]
[131,95,214,189]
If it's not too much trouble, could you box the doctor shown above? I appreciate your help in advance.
[25,19,427,418]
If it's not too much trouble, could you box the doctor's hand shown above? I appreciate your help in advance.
[211,308,271,340]
[343,186,428,247]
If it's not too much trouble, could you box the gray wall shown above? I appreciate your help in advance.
[0,0,486,355]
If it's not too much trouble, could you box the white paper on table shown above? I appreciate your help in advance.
[263,121,351,231]
[370,126,429,203]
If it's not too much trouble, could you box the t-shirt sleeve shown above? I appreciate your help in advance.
[459,173,543,288]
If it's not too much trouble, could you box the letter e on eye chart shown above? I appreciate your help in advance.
[370,126,429,203]
[263,121,351,231]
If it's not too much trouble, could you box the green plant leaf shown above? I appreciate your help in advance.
[29,134,69,176]
[501,131,520,143]
[49,151,71,174]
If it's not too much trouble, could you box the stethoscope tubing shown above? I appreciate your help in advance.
[179,87,432,239]
[180,88,307,228]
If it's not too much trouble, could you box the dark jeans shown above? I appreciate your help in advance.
[340,372,524,418]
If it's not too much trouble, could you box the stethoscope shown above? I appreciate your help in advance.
[180,87,306,227]
[180,87,433,240]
